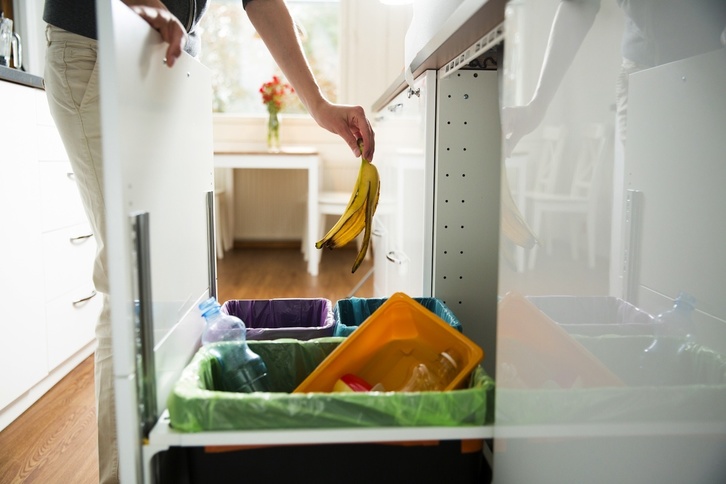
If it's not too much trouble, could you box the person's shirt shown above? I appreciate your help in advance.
[42,0,214,57]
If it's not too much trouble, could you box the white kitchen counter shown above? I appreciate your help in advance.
[0,65,43,89]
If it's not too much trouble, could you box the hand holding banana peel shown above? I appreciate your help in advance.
[316,139,380,273]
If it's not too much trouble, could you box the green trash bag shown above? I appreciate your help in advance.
[167,338,494,432]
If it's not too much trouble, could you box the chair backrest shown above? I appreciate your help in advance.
[530,125,568,194]
[569,123,608,199]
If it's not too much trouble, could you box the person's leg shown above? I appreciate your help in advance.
[44,25,118,484]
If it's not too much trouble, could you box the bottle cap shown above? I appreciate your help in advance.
[199,297,222,318]
[675,291,696,309]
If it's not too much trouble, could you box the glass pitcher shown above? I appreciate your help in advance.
[0,13,11,67]
[0,12,21,69]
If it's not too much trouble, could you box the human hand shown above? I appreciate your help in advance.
[126,3,187,68]
[501,102,545,158]
[310,101,376,161]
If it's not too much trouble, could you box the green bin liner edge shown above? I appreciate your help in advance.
[167,338,494,432]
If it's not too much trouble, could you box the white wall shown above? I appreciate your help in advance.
[340,0,413,110]
[216,0,413,242]
[19,0,413,242]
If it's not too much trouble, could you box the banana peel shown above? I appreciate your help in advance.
[500,169,538,270]
[500,169,537,250]
[316,140,380,273]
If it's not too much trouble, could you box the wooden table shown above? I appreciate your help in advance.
[214,147,322,276]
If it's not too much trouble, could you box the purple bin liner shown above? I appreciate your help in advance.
[221,298,335,340]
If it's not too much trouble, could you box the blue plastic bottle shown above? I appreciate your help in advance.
[640,292,696,385]
[655,291,696,343]
[199,297,246,345]
[199,297,270,393]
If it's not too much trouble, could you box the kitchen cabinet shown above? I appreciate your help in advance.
[371,70,436,297]
[0,80,47,417]
[373,68,501,377]
[0,78,99,431]
[35,101,100,370]
[101,0,726,482]
[375,1,726,482]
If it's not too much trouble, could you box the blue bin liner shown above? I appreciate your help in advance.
[333,297,462,337]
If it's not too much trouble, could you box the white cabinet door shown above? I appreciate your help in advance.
[0,82,48,411]
[373,70,437,297]
[97,1,213,480]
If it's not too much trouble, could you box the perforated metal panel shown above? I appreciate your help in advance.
[433,69,501,376]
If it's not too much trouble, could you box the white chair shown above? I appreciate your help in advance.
[526,123,608,270]
[213,168,234,259]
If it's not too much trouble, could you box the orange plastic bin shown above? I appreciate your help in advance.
[294,292,484,394]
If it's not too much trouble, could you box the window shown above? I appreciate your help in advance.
[198,0,340,114]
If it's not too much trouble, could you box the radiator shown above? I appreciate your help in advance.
[232,169,307,241]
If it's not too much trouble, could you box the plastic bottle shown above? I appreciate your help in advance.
[199,297,270,393]
[199,297,246,345]
[398,350,461,392]
[640,292,696,385]
[655,291,696,342]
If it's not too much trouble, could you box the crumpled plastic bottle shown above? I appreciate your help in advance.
[199,297,270,393]
[398,350,461,392]
[640,292,697,385]
[655,291,697,343]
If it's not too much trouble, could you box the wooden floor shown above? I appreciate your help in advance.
[0,357,98,484]
[0,246,372,483]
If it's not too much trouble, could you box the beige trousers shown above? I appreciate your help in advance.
[44,25,118,484]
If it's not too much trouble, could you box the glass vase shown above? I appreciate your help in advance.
[267,110,281,152]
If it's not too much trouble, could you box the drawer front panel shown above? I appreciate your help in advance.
[36,124,68,162]
[42,223,96,302]
[46,284,100,369]
[39,161,88,232]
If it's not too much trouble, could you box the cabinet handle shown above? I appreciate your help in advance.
[386,250,409,265]
[388,103,403,113]
[66,172,76,181]
[72,290,97,306]
[70,233,94,243]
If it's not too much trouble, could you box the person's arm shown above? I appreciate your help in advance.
[245,0,375,159]
[122,0,187,67]
[502,0,599,156]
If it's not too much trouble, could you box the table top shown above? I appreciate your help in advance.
[215,146,318,156]
[213,147,320,170]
